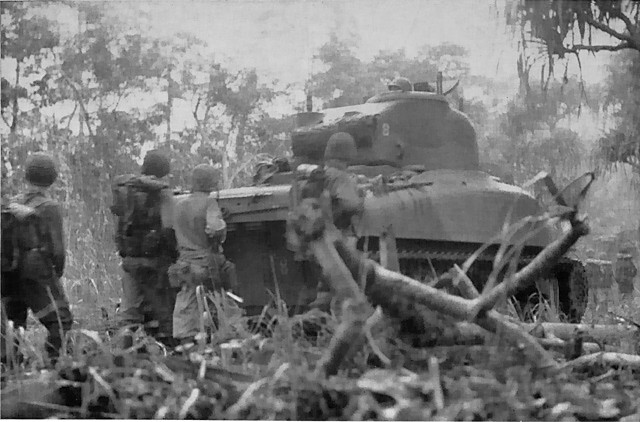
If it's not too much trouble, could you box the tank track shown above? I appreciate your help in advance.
[366,243,588,323]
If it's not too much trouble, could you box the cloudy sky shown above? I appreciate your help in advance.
[141,0,611,85]
[4,0,611,136]
[143,0,520,84]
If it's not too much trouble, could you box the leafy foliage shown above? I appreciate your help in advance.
[507,0,640,174]
[310,33,469,108]
[596,51,640,173]
[509,0,640,56]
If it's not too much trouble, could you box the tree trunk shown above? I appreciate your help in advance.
[10,61,20,134]
[166,70,173,144]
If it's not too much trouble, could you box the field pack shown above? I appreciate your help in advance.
[110,174,170,258]
[1,196,53,279]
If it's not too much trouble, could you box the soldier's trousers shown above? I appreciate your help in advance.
[170,250,237,340]
[119,257,176,342]
[1,271,73,363]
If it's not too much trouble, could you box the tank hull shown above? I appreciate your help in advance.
[205,169,587,320]
[180,91,589,321]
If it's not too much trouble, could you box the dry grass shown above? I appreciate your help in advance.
[2,199,640,419]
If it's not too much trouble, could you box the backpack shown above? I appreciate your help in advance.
[1,195,53,278]
[1,204,20,274]
[110,174,173,258]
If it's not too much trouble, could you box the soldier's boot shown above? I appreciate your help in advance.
[43,320,71,367]
[221,260,238,292]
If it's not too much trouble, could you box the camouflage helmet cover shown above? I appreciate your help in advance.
[141,150,170,178]
[388,77,412,92]
[191,164,219,193]
[324,132,357,163]
[25,152,58,187]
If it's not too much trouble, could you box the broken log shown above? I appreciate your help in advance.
[524,322,640,344]
[470,218,590,318]
[560,352,640,371]
[309,231,373,377]
[333,239,559,370]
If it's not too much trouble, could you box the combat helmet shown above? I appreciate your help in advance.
[25,152,58,187]
[324,132,357,164]
[141,150,170,178]
[388,77,412,92]
[191,164,219,193]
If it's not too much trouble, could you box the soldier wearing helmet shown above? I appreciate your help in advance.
[303,132,364,310]
[110,150,178,348]
[615,245,637,301]
[388,77,413,92]
[1,152,73,366]
[168,164,237,342]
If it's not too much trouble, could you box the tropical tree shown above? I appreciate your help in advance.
[507,0,640,173]
[309,33,469,107]
[596,51,640,173]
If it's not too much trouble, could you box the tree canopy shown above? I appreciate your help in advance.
[508,0,640,174]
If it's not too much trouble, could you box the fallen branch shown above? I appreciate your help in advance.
[309,230,373,377]
[470,218,589,318]
[525,323,640,344]
[560,352,640,371]
[334,239,558,370]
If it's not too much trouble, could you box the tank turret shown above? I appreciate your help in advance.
[291,91,478,171]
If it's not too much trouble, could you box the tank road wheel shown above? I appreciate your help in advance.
[557,261,589,323]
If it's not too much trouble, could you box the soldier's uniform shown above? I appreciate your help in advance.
[168,164,237,341]
[1,153,72,365]
[305,132,364,310]
[111,150,177,345]
[615,247,638,301]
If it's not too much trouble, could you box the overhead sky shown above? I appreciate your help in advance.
[140,0,608,86]
[143,0,518,84]
[3,0,611,136]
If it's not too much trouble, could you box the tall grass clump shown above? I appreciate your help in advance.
[63,199,121,332]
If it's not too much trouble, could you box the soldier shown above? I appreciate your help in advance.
[1,152,72,366]
[110,150,178,347]
[168,164,237,343]
[388,77,413,92]
[615,246,638,302]
[305,132,365,310]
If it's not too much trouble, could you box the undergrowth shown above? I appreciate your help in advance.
[2,209,640,419]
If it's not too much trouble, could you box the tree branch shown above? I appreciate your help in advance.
[61,74,94,137]
[1,111,11,129]
[562,42,631,53]
[582,14,637,47]
[608,8,639,46]
[11,61,20,134]
[64,102,78,131]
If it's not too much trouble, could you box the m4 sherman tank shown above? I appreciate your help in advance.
[214,88,589,322]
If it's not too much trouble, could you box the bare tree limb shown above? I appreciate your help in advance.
[582,14,636,46]
[606,8,639,46]
[61,74,94,137]
[1,110,11,129]
[560,352,640,371]
[470,218,589,317]
[331,238,558,370]
[64,102,78,131]
[11,61,20,134]
[309,227,373,377]
[562,42,632,53]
